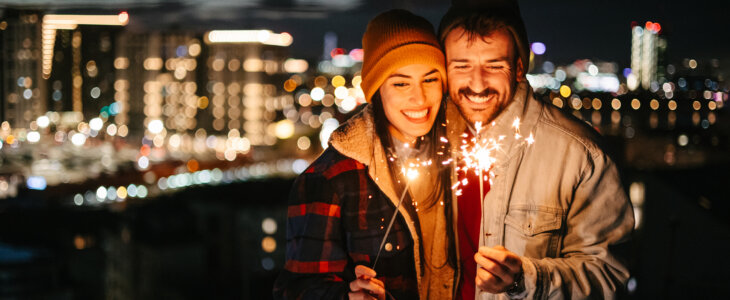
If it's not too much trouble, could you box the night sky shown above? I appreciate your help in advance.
[516,0,730,67]
[19,0,730,70]
[213,0,730,70]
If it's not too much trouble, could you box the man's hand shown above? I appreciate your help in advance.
[348,265,386,300]
[474,245,523,294]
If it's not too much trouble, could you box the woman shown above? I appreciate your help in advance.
[274,9,457,300]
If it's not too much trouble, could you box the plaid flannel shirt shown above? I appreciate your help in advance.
[274,147,419,300]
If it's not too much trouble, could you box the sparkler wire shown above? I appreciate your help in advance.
[372,180,411,270]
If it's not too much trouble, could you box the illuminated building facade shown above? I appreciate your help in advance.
[0,11,46,130]
[114,32,202,141]
[46,26,124,123]
[630,21,666,91]
[204,30,294,147]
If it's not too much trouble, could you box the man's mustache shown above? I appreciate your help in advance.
[458,87,496,98]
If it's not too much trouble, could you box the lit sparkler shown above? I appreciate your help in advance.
[452,118,535,203]
[372,165,420,269]
[373,119,535,268]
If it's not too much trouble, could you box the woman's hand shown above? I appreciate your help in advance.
[348,265,386,300]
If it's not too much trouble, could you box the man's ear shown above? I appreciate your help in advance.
[515,57,525,81]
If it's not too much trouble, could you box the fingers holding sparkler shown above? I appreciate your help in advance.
[349,265,386,300]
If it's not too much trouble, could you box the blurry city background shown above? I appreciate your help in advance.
[0,0,728,299]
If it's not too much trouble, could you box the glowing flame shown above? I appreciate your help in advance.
[454,117,536,193]
[460,121,500,176]
[405,167,420,181]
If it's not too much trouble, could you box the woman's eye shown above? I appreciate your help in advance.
[454,65,469,70]
[424,77,439,83]
[393,82,409,87]
[487,65,504,70]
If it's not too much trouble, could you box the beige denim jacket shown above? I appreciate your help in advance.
[446,81,635,299]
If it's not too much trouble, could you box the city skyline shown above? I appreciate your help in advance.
[0,2,727,299]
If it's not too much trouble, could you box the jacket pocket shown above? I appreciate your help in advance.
[346,226,412,261]
[504,204,564,257]
[504,204,564,236]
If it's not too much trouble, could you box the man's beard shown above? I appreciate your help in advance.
[458,86,496,100]
[453,86,504,125]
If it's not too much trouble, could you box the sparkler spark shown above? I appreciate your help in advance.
[404,167,420,180]
[374,119,537,269]
[460,121,500,177]
[526,132,535,145]
[454,117,536,200]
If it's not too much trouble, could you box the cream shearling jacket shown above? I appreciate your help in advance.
[331,105,457,299]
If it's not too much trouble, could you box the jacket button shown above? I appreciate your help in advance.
[385,242,393,252]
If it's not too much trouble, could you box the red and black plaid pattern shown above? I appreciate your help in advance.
[274,148,419,300]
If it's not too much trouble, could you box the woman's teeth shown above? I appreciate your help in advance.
[403,109,428,119]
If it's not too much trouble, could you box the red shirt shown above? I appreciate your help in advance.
[456,130,490,300]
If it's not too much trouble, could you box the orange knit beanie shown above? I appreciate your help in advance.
[361,9,446,102]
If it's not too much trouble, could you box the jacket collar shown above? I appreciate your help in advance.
[329,104,400,203]
[446,81,541,168]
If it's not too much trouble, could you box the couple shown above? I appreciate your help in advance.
[275,2,634,300]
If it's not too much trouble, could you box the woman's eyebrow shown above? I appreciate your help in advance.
[387,73,411,79]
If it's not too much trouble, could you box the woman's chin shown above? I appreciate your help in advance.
[403,129,431,141]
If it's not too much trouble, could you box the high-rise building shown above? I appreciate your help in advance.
[0,10,47,129]
[111,29,295,159]
[203,30,293,146]
[629,21,666,91]
[114,32,202,140]
[46,26,124,121]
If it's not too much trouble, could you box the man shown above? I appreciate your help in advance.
[439,1,635,299]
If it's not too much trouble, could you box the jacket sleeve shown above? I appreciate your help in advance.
[273,169,353,299]
[520,152,635,299]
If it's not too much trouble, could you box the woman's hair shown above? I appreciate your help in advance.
[371,91,456,268]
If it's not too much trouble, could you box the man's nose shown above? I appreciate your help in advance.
[468,68,487,93]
